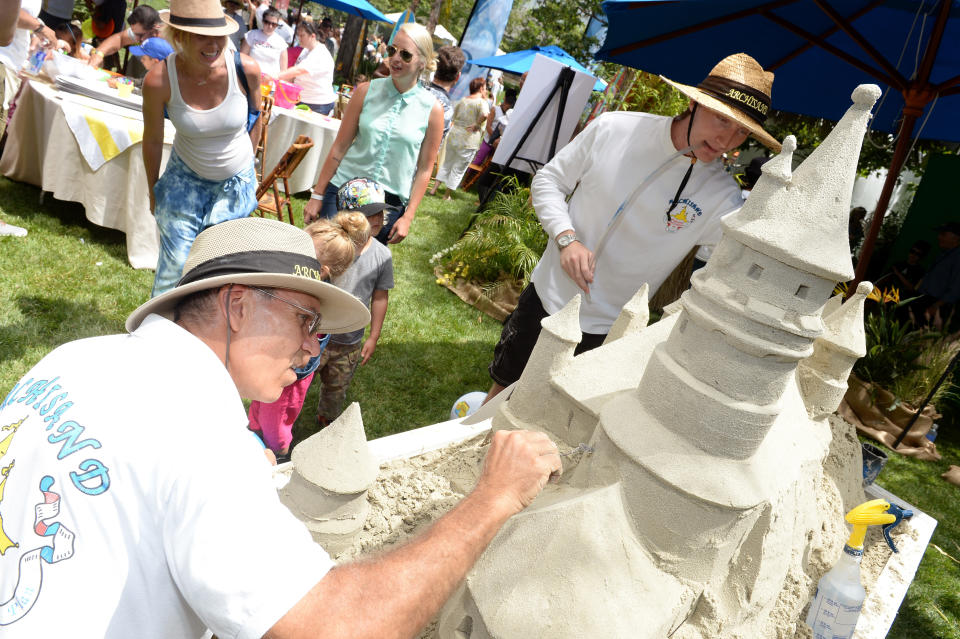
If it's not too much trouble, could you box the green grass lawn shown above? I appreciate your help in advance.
[1,176,958,637]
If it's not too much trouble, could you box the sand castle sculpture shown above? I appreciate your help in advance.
[433,84,882,638]
[279,85,882,637]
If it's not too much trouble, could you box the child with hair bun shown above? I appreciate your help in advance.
[334,210,372,254]
[313,178,394,428]
[248,216,364,462]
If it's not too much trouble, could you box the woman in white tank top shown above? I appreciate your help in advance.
[142,0,263,297]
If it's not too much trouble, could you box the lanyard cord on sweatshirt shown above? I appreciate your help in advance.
[665,103,698,223]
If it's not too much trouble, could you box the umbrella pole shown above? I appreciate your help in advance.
[851,110,918,292]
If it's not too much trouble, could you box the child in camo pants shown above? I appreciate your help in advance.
[315,178,395,426]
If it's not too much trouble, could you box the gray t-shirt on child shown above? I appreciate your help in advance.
[331,240,394,345]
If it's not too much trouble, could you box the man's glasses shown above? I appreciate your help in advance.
[263,20,279,27]
[387,45,414,63]
[250,287,322,335]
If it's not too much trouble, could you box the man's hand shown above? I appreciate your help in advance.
[388,215,412,244]
[559,238,594,294]
[359,336,377,365]
[38,26,56,49]
[303,197,322,224]
[473,429,561,516]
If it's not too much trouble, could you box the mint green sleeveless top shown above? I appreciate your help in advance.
[333,78,435,203]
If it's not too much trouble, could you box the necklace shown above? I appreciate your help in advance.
[186,61,224,86]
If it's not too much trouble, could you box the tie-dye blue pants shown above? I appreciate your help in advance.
[151,151,257,297]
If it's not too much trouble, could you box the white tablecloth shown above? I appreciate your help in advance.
[263,106,340,194]
[0,80,171,269]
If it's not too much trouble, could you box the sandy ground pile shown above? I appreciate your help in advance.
[303,416,906,638]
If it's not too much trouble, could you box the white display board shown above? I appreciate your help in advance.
[493,54,597,174]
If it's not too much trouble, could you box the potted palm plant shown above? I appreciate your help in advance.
[431,176,547,321]
[839,291,957,461]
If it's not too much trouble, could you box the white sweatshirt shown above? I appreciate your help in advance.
[530,111,742,333]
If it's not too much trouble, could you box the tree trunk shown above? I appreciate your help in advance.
[426,0,443,33]
[336,15,366,82]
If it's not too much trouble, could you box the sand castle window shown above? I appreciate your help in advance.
[748,264,764,279]
[795,285,810,299]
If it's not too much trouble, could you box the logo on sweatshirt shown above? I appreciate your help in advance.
[666,198,704,233]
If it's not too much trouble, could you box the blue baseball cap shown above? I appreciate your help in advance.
[129,38,174,61]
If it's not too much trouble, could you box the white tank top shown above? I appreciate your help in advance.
[165,53,253,181]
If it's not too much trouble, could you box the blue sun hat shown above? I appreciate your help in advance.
[336,178,390,216]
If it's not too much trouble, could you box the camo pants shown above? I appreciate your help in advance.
[316,341,363,420]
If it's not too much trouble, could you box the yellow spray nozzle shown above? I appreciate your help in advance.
[845,499,896,549]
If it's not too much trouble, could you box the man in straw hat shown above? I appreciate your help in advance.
[0,217,560,637]
[485,52,781,401]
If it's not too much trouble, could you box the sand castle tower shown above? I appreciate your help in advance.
[279,403,377,554]
[798,282,872,419]
[439,85,881,639]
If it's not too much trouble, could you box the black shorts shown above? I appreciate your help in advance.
[488,283,606,387]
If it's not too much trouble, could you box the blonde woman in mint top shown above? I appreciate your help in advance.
[142,0,262,297]
[303,22,443,245]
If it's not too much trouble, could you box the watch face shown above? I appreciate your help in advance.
[558,235,575,248]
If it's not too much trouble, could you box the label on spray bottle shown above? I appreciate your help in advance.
[807,591,862,639]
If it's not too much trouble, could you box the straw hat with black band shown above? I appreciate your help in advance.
[160,0,238,37]
[126,218,370,333]
[661,52,780,152]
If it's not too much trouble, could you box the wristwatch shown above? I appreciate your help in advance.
[556,232,578,249]
[309,189,323,201]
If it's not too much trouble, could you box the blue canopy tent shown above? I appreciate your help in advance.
[468,45,607,92]
[302,0,392,23]
[594,0,960,283]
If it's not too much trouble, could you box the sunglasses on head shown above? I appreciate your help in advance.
[387,45,414,63]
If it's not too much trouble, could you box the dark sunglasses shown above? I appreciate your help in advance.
[387,45,414,63]
[263,20,279,27]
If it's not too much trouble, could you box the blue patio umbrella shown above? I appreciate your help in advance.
[304,0,392,23]
[468,45,607,91]
[594,0,960,283]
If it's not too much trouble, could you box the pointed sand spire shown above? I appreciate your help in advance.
[726,85,882,281]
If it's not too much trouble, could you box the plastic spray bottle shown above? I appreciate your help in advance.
[805,499,912,639]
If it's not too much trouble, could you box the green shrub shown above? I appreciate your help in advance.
[431,176,547,293]
[854,303,959,408]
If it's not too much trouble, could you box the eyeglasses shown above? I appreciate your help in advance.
[263,20,279,27]
[387,45,414,63]
[250,286,322,335]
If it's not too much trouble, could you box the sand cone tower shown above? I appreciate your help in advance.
[279,402,377,553]
[798,281,872,419]
[493,296,598,446]
[603,283,650,344]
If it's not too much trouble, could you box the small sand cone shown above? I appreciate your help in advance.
[604,283,650,344]
[280,403,378,553]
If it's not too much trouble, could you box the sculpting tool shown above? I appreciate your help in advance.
[559,443,594,457]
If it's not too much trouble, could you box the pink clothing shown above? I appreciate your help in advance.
[473,140,494,166]
[248,372,314,452]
